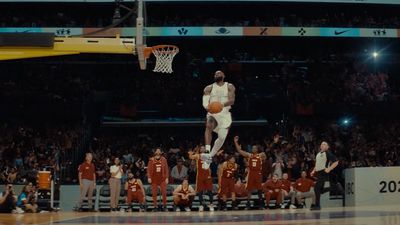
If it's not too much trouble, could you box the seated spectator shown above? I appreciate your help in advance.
[0,183,20,213]
[17,183,38,213]
[125,172,146,212]
[173,178,196,212]
[280,173,296,209]
[294,171,315,208]
[170,159,188,184]
[263,174,283,209]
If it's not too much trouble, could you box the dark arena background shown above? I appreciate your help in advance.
[1,0,400,224]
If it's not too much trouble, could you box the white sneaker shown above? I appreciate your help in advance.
[198,205,204,212]
[120,208,125,212]
[289,204,297,209]
[184,207,191,212]
[176,207,181,212]
[13,207,24,214]
[280,204,286,209]
[209,204,214,212]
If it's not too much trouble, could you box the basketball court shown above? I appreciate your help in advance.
[0,205,399,225]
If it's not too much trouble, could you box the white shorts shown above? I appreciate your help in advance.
[206,110,232,132]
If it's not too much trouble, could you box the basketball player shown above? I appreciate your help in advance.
[310,141,338,210]
[173,178,196,212]
[234,136,265,209]
[125,172,146,212]
[147,148,169,212]
[201,70,236,169]
[188,146,216,212]
[218,155,238,211]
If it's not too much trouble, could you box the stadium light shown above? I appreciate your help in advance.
[373,52,379,58]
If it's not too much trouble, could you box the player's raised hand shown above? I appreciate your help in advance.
[234,136,239,143]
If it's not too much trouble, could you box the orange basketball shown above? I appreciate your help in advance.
[208,102,223,114]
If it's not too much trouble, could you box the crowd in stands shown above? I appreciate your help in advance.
[0,123,81,185]
[1,3,400,28]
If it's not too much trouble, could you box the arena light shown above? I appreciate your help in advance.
[373,52,379,58]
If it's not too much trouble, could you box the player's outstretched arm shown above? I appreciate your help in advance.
[234,136,250,158]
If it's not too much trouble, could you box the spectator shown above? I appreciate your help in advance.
[0,183,20,213]
[16,183,38,213]
[170,158,188,184]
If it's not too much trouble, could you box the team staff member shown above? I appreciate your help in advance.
[109,157,123,212]
[77,153,96,211]
[294,171,315,208]
[310,141,338,210]
[263,174,283,209]
[147,148,169,212]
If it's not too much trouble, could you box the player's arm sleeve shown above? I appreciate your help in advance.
[202,85,211,109]
[224,84,236,107]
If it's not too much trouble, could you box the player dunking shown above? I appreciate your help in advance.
[201,70,236,169]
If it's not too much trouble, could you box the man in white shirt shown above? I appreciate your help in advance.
[170,159,188,184]
[109,157,123,212]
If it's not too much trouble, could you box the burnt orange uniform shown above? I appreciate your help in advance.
[263,179,283,206]
[147,157,169,207]
[281,179,292,193]
[174,185,194,206]
[126,179,145,204]
[219,162,236,196]
[196,158,213,192]
[246,153,263,191]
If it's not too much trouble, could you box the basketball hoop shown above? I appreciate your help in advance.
[144,45,179,74]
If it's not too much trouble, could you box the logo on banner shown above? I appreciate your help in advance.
[56,28,71,36]
[298,28,306,36]
[215,27,230,34]
[334,30,350,35]
[373,29,387,36]
[178,28,188,35]
[259,27,268,35]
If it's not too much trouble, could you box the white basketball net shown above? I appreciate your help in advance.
[152,45,179,74]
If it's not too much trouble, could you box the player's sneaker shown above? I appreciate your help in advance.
[289,204,297,209]
[208,204,215,212]
[184,207,191,212]
[200,153,212,169]
[175,207,181,212]
[198,205,204,212]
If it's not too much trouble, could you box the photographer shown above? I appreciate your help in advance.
[0,183,18,213]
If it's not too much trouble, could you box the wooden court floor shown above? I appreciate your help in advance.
[1,205,399,225]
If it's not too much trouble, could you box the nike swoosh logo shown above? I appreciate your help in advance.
[334,30,349,35]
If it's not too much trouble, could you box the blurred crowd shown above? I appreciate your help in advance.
[0,123,81,185]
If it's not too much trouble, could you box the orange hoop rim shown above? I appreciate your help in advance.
[144,45,179,59]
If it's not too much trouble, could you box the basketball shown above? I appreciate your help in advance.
[208,102,223,114]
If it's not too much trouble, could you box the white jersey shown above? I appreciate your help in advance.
[209,82,231,113]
